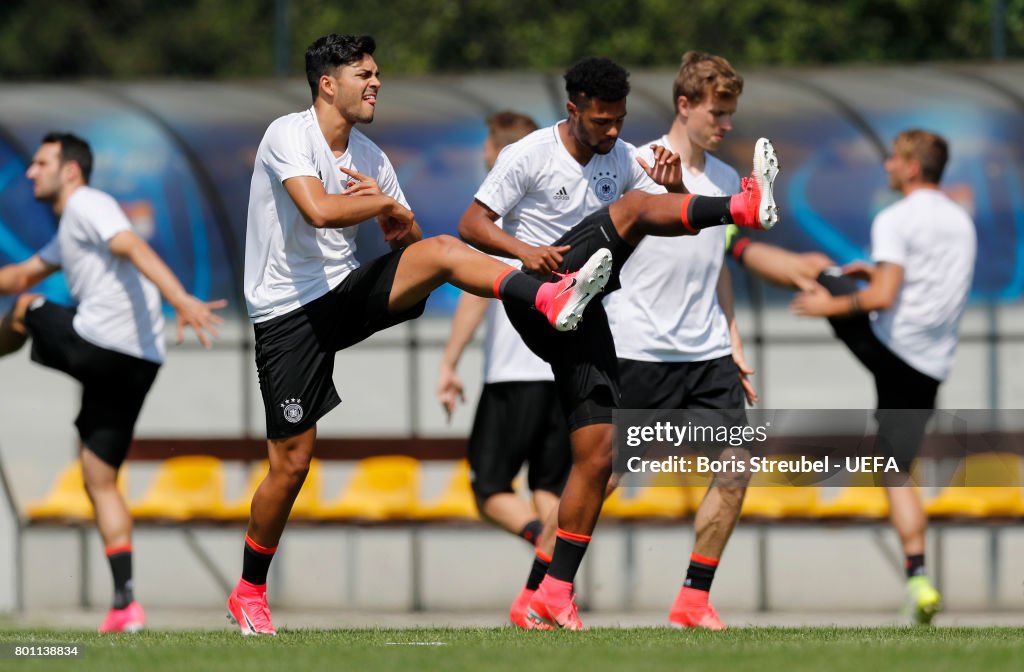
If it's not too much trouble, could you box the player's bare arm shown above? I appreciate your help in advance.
[459,200,570,274]
[108,230,227,348]
[791,261,903,317]
[0,255,58,295]
[437,292,489,421]
[716,263,757,405]
[284,174,413,230]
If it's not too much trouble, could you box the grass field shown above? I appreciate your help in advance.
[1,627,1022,672]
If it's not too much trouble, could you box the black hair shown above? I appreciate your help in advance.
[41,132,92,183]
[305,34,377,102]
[563,57,630,107]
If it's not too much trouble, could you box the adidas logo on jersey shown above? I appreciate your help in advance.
[553,186,570,201]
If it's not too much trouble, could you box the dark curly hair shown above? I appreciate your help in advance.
[564,57,630,108]
[305,34,376,102]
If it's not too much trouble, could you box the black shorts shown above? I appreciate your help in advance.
[617,356,750,471]
[817,270,940,470]
[24,300,160,469]
[254,248,427,439]
[618,355,746,412]
[468,381,572,499]
[504,208,635,431]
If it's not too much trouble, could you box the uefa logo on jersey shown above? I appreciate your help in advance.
[593,171,617,202]
[280,398,304,424]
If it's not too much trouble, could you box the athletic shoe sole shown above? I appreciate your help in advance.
[753,137,780,230]
[553,248,613,332]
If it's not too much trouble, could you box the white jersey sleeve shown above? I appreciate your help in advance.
[474,144,535,217]
[376,152,411,209]
[78,190,133,244]
[261,117,321,184]
[37,234,61,267]
[871,212,909,267]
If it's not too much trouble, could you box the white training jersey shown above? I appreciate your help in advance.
[606,138,740,362]
[480,217,553,383]
[869,188,976,381]
[37,187,165,363]
[473,122,665,247]
[244,106,409,323]
[483,298,554,384]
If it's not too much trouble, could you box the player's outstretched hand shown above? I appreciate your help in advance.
[174,295,228,348]
[790,282,831,317]
[637,145,684,192]
[437,364,465,423]
[339,166,383,197]
[520,244,571,275]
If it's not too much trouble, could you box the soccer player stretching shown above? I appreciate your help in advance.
[460,55,780,628]
[227,35,611,635]
[0,133,225,632]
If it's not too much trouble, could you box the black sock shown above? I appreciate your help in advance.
[242,537,276,586]
[683,555,719,592]
[547,532,589,584]
[497,270,544,307]
[107,548,134,609]
[684,195,734,230]
[906,553,926,579]
[518,519,543,546]
[525,555,550,591]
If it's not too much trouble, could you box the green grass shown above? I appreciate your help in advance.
[1,627,1022,672]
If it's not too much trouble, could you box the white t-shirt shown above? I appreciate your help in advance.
[244,106,409,323]
[606,139,740,362]
[869,188,976,381]
[484,298,554,384]
[473,122,665,246]
[37,187,165,363]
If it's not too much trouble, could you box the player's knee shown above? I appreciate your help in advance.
[271,452,311,490]
[576,443,613,483]
[82,468,118,495]
[430,234,462,257]
[608,192,643,234]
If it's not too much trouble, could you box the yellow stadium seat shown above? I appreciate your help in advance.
[317,456,420,520]
[217,459,324,521]
[812,470,890,519]
[26,461,127,522]
[925,453,1023,518]
[602,472,690,519]
[740,458,819,519]
[413,460,479,520]
[129,456,225,520]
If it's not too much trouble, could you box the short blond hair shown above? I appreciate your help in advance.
[672,51,744,107]
[892,129,949,184]
[486,111,539,151]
